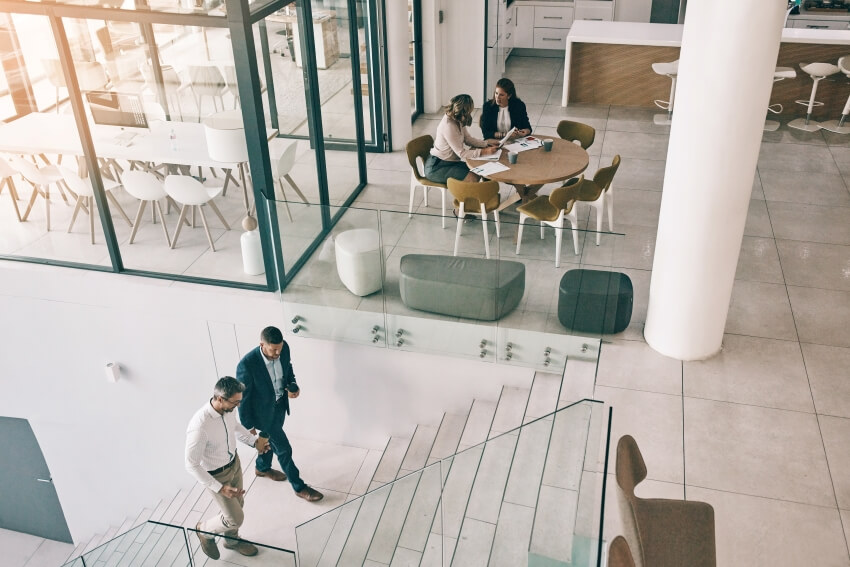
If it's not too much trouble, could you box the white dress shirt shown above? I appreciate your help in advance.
[185,400,257,493]
[261,350,285,400]
[497,106,511,135]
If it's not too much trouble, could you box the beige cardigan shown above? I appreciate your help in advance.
[430,115,488,162]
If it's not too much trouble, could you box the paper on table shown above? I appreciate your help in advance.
[469,161,509,177]
[497,127,517,148]
[504,136,543,153]
[475,149,502,161]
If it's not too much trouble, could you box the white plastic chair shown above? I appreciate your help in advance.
[59,165,130,244]
[0,157,23,221]
[7,155,67,230]
[271,140,309,221]
[122,170,171,246]
[163,175,229,251]
[187,65,228,116]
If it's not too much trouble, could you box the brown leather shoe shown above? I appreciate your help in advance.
[295,486,323,502]
[196,523,220,560]
[255,468,287,481]
[223,538,259,556]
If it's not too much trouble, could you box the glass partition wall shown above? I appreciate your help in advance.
[0,0,370,290]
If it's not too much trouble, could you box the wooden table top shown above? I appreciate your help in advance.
[467,137,589,186]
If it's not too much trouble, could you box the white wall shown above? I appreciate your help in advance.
[421,0,442,113]
[386,0,414,150]
[0,261,531,543]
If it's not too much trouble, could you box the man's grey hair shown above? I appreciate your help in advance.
[214,376,245,400]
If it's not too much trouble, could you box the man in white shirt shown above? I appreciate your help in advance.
[185,376,270,559]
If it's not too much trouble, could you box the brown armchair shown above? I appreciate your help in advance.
[557,119,596,150]
[405,134,449,228]
[446,178,501,258]
[616,435,717,567]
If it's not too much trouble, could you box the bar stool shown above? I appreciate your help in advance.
[820,56,850,135]
[764,66,797,132]
[788,62,840,132]
[651,60,679,126]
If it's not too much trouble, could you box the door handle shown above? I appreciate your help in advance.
[439,10,444,24]
[36,477,53,483]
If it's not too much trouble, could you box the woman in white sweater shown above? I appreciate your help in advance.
[424,94,498,184]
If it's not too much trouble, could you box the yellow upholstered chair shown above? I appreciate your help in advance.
[556,119,596,150]
[515,175,585,267]
[446,178,500,259]
[616,435,716,567]
[406,134,449,228]
[608,536,637,567]
[574,154,620,245]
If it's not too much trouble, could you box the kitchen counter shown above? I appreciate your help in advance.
[562,20,850,115]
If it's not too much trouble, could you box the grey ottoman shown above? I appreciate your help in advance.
[399,254,525,321]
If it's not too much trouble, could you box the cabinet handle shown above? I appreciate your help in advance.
[583,18,604,21]
[806,24,829,29]
[542,37,562,41]
[543,16,563,19]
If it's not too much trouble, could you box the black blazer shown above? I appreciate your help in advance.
[236,344,297,432]
[479,98,532,140]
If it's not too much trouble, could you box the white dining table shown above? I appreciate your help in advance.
[0,112,242,170]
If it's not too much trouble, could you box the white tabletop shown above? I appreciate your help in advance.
[0,113,241,169]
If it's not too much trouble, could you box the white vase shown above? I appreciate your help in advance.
[240,229,265,275]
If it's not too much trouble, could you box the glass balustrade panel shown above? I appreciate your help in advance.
[187,525,296,566]
[80,521,191,567]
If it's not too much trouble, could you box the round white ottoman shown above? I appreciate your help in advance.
[335,228,382,296]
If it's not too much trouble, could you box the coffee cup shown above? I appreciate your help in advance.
[508,152,518,164]
[542,139,553,152]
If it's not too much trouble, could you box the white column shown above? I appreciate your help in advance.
[644,0,786,360]
[386,0,413,150]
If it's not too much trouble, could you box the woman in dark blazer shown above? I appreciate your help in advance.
[479,78,532,143]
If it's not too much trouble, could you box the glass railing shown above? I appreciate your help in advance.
[271,198,628,373]
[295,399,608,567]
[61,520,295,567]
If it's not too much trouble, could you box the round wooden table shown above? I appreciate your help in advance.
[467,137,589,211]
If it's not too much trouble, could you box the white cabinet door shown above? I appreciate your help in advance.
[533,27,569,49]
[514,5,535,48]
[575,0,614,21]
[534,6,574,28]
[792,19,850,30]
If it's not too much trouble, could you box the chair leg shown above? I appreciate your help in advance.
[440,188,446,229]
[68,195,85,233]
[539,222,545,239]
[106,191,132,227]
[554,221,563,268]
[283,174,309,203]
[596,200,604,246]
[493,210,500,238]
[607,190,614,233]
[206,200,231,230]
[44,187,51,231]
[516,214,526,255]
[21,185,40,222]
[154,201,172,247]
[170,205,189,249]
[3,178,22,221]
[453,203,465,256]
[196,205,216,252]
[277,179,294,221]
[480,203,490,259]
[408,177,417,218]
[569,216,580,255]
[129,200,147,244]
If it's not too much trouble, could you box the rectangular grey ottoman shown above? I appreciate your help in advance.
[399,254,525,321]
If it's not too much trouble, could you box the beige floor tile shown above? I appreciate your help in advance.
[801,343,850,418]
[684,398,834,506]
[744,198,774,238]
[759,170,850,207]
[757,142,839,174]
[776,240,850,292]
[735,236,784,284]
[725,280,797,341]
[788,286,850,348]
[600,131,669,161]
[819,415,850,510]
[606,156,665,192]
[683,334,813,413]
[687,486,850,567]
[593,386,683,484]
[597,338,681,395]
[768,201,850,246]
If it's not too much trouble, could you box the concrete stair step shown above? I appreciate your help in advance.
[489,501,536,567]
[438,444,486,541]
[503,417,554,508]
[372,436,411,485]
[524,371,563,423]
[395,463,444,556]
[464,433,519,525]
[397,424,439,477]
[365,472,421,564]
[457,399,497,452]
[450,518,495,567]
[489,386,531,438]
[427,410,470,464]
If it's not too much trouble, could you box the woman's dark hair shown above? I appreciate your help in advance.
[446,94,475,127]
[495,78,517,100]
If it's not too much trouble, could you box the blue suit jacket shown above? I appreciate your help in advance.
[236,344,297,432]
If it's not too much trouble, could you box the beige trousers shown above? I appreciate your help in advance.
[199,453,244,537]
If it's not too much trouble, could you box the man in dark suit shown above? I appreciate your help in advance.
[236,326,323,502]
